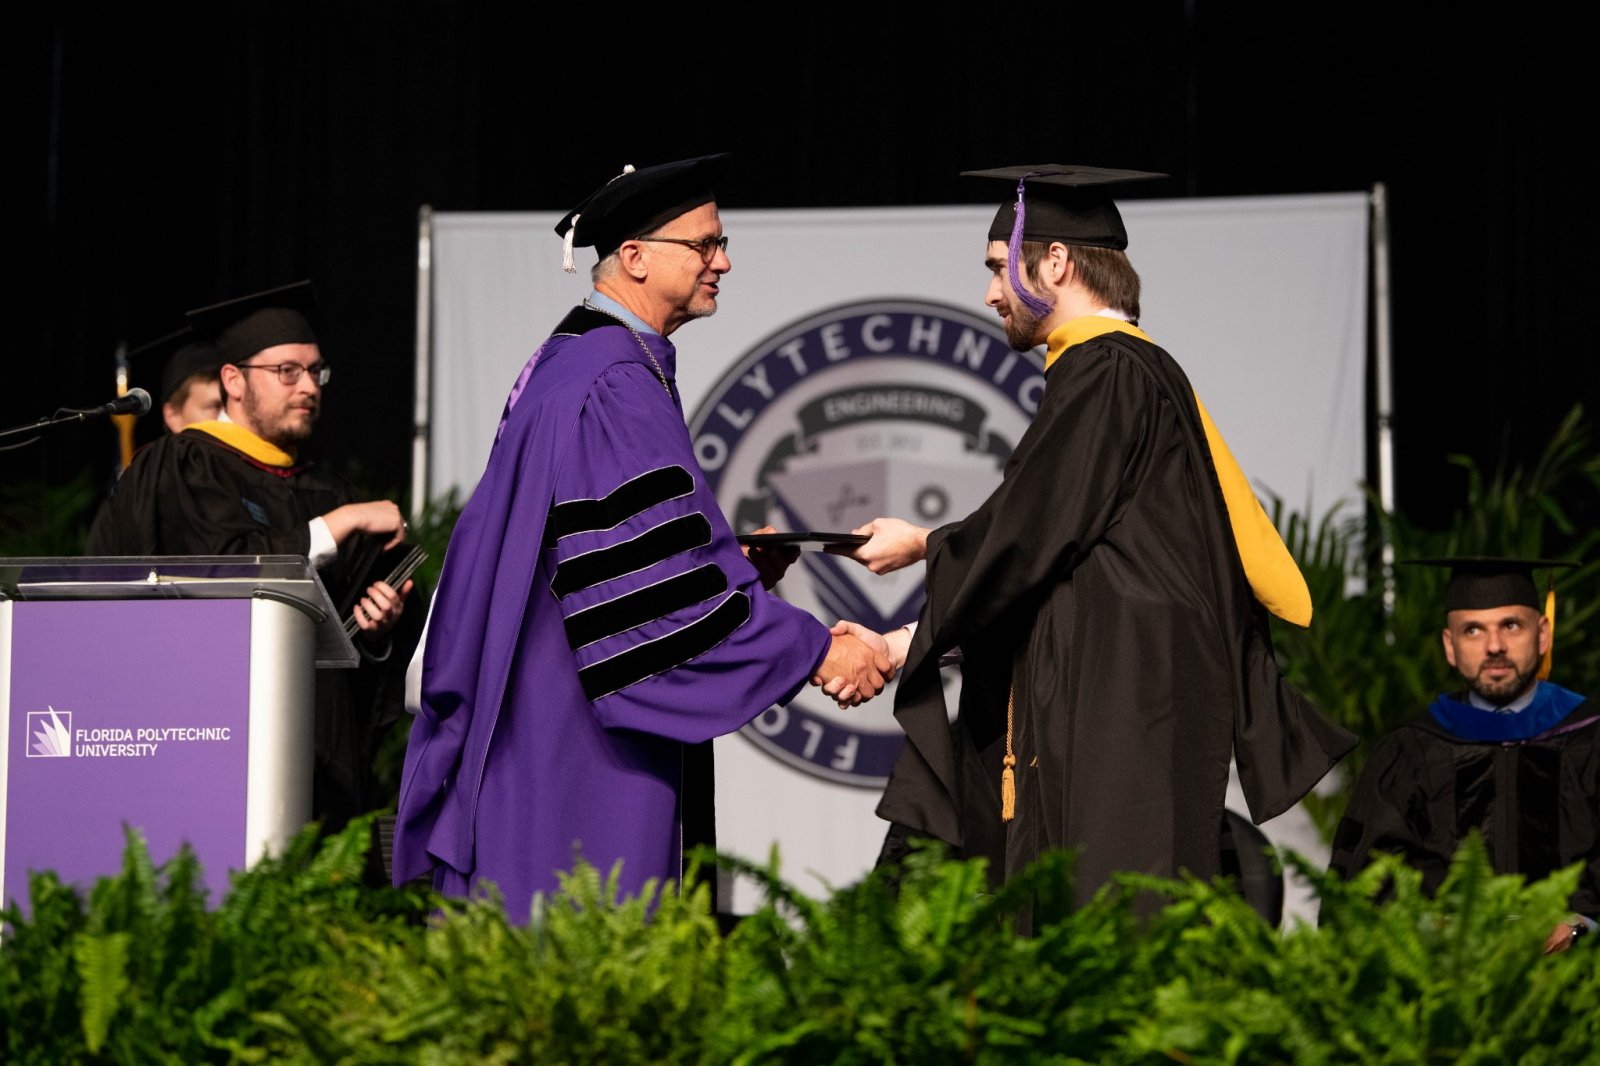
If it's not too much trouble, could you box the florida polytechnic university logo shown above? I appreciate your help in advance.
[27,707,72,758]
[689,299,1044,787]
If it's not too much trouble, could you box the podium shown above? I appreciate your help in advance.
[0,556,357,911]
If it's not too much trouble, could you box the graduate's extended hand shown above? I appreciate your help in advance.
[741,524,800,590]
[812,628,893,707]
[837,517,931,575]
[816,621,906,708]
[324,500,409,550]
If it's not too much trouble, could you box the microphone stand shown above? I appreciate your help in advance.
[0,406,133,448]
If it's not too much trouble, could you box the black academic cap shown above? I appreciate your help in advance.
[1400,556,1579,612]
[554,153,732,265]
[127,327,222,404]
[185,280,319,364]
[960,164,1168,250]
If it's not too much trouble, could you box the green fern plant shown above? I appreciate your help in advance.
[0,471,100,557]
[8,826,1600,1063]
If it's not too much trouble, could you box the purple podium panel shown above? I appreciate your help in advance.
[4,598,251,910]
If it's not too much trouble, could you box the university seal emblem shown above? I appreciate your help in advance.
[688,299,1044,786]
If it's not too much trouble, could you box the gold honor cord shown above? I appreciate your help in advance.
[1001,686,1017,822]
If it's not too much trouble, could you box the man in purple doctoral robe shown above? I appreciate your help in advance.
[392,153,892,920]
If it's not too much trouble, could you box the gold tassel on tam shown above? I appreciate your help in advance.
[1001,688,1017,822]
[1539,585,1557,680]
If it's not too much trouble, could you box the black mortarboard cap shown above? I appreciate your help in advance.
[185,280,319,364]
[127,327,222,404]
[554,153,732,268]
[1400,556,1579,612]
[960,164,1168,250]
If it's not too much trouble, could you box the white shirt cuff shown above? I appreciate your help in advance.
[307,517,338,567]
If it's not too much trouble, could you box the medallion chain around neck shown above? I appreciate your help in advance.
[583,299,672,397]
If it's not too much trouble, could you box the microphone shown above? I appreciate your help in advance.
[0,386,155,445]
[89,388,153,418]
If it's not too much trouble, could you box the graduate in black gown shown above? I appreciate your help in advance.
[152,331,224,433]
[84,327,222,547]
[832,165,1355,912]
[86,281,421,841]
[1329,557,1599,954]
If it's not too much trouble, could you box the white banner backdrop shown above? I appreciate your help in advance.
[424,194,1368,924]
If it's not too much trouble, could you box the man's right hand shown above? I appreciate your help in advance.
[812,630,893,706]
[323,500,409,550]
[836,517,931,575]
[352,577,414,643]
[816,620,909,709]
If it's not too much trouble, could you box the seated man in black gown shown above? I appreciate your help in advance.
[1328,556,1598,954]
[86,280,419,840]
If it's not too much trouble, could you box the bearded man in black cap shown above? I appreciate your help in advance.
[87,280,417,837]
[832,164,1355,913]
[1329,557,1599,954]
[85,328,223,545]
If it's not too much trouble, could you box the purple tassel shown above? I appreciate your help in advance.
[1007,177,1054,320]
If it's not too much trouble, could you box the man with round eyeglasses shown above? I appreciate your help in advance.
[87,280,419,845]
[394,153,893,921]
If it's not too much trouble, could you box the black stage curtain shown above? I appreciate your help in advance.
[7,2,1597,532]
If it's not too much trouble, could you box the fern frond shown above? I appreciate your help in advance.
[73,931,130,1053]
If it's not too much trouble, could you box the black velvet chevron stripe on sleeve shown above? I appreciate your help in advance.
[578,592,752,700]
[550,513,713,598]
[562,563,728,651]
[545,466,696,547]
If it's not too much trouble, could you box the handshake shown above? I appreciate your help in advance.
[745,517,932,710]
[810,620,913,709]
[770,516,933,710]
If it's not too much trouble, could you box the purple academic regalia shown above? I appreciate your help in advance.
[393,306,830,919]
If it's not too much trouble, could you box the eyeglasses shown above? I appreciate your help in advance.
[634,234,730,262]
[234,361,332,387]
